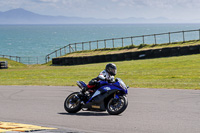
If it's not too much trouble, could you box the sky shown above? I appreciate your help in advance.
[0,0,200,21]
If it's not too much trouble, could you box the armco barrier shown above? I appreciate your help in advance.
[189,45,200,54]
[52,45,200,65]
[179,46,189,55]
[171,47,180,56]
[162,48,172,57]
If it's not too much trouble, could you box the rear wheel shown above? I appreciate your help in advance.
[107,95,128,115]
[64,92,82,113]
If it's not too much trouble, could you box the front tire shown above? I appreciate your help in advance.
[64,92,82,113]
[107,95,128,115]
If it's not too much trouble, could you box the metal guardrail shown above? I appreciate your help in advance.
[15,56,43,64]
[45,29,200,63]
[0,55,43,64]
[0,55,21,62]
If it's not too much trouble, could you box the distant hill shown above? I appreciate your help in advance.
[0,8,178,24]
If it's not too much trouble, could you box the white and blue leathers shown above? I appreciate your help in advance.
[98,70,115,81]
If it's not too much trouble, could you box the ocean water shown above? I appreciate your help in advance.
[0,24,200,64]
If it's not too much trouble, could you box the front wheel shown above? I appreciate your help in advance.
[107,95,128,115]
[64,92,82,113]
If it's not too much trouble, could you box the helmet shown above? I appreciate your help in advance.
[105,63,117,76]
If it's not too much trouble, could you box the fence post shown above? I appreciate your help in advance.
[89,41,91,50]
[75,43,77,51]
[142,36,145,44]
[104,40,106,48]
[169,32,171,44]
[82,42,84,51]
[154,34,157,45]
[122,38,124,47]
[56,50,57,57]
[60,48,62,56]
[45,56,47,63]
[199,29,200,40]
[64,47,66,55]
[69,45,71,53]
[131,37,133,46]
[112,39,115,48]
[182,31,185,42]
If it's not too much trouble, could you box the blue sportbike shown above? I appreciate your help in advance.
[64,78,128,115]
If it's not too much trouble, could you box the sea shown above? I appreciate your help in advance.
[0,24,200,64]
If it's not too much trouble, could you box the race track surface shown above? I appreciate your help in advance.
[0,86,200,133]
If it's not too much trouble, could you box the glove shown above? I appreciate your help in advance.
[89,79,98,85]
[106,78,115,83]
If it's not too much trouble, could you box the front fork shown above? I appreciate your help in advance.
[112,92,120,104]
[114,92,119,99]
[113,91,127,103]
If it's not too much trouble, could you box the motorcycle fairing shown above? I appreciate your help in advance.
[83,101,106,111]
[76,81,87,89]
[86,85,122,104]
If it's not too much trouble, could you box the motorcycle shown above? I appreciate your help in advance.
[64,78,128,115]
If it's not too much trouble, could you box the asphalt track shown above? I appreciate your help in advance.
[0,85,200,133]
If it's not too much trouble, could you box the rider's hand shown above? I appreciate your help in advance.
[106,78,115,83]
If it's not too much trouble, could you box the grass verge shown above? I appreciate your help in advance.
[60,40,200,57]
[0,55,200,89]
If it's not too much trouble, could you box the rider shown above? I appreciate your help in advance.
[82,63,117,93]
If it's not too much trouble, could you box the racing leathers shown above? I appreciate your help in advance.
[97,70,115,82]
[85,70,115,92]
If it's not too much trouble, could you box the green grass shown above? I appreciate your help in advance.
[60,40,200,57]
[0,55,200,89]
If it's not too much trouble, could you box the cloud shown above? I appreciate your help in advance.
[107,0,200,9]
[39,0,59,2]
[32,0,57,3]
[0,0,27,11]
[111,0,119,2]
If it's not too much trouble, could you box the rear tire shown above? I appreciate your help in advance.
[107,95,128,115]
[64,92,82,113]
